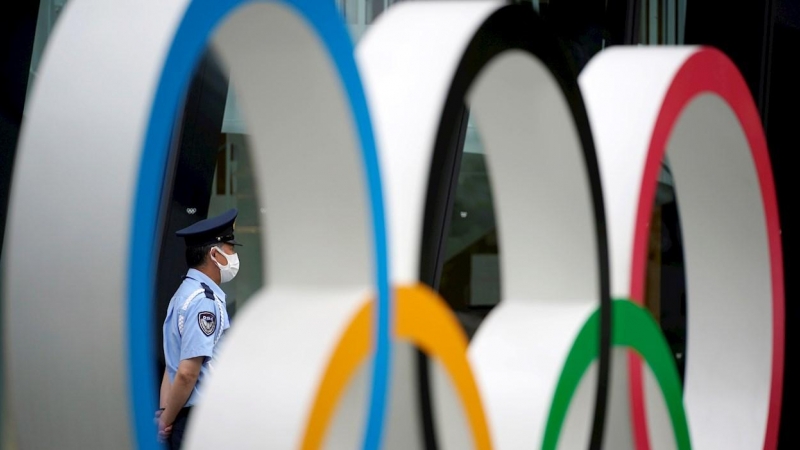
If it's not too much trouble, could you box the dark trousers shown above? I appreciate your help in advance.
[169,407,192,450]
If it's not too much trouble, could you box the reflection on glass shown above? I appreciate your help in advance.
[645,161,687,383]
[209,131,265,319]
[630,0,688,384]
[26,0,69,109]
[334,0,396,42]
[438,116,500,339]
[638,0,687,45]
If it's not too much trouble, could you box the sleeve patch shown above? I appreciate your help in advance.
[198,311,216,336]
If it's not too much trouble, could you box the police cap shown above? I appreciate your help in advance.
[176,208,241,247]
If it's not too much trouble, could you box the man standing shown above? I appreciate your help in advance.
[157,208,240,448]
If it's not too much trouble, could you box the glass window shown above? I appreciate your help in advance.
[26,0,69,103]
[438,116,500,339]
[638,0,687,45]
[642,159,688,381]
[206,131,265,318]
[634,0,689,380]
[335,0,397,42]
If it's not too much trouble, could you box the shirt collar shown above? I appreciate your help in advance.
[186,268,226,302]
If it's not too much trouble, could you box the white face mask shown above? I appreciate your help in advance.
[211,246,240,283]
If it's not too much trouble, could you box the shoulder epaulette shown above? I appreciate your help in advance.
[200,282,215,301]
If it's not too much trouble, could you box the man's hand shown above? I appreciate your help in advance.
[159,357,203,443]
[157,415,173,443]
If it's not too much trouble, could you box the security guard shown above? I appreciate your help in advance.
[157,208,240,448]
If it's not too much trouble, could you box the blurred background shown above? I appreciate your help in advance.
[1,0,797,447]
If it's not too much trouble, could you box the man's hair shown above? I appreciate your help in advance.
[185,243,217,268]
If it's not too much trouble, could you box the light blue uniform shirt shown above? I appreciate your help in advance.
[163,268,230,407]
